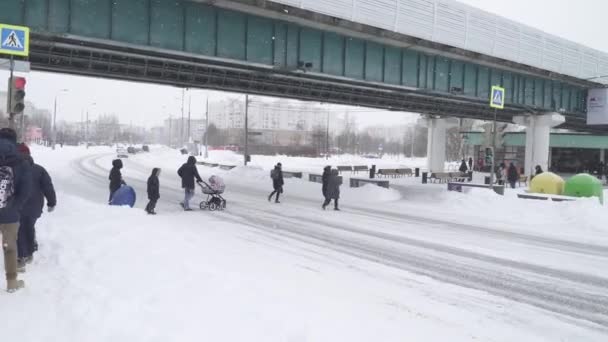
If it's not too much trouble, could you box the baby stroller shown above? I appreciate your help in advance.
[198,175,226,211]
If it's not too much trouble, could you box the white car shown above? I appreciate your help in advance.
[116,148,129,158]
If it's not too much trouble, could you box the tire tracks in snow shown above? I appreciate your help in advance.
[73,153,608,329]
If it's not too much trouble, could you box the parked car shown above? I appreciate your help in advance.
[117,147,129,158]
[127,146,136,154]
[142,145,150,152]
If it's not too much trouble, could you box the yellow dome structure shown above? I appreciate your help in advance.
[529,172,565,195]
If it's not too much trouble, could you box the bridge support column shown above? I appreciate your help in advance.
[513,113,565,176]
[419,117,458,172]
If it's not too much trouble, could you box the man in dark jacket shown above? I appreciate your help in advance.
[0,128,31,292]
[321,165,331,199]
[108,159,125,203]
[268,163,284,203]
[178,156,202,211]
[507,162,519,189]
[322,169,341,211]
[17,154,56,270]
[146,168,161,215]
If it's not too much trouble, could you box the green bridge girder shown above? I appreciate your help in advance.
[0,0,590,119]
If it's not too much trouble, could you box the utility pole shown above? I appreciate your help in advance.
[180,88,185,147]
[187,94,192,144]
[204,97,209,159]
[85,110,89,148]
[325,109,330,160]
[244,94,249,166]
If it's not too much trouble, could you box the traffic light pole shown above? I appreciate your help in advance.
[489,108,497,188]
[7,56,15,131]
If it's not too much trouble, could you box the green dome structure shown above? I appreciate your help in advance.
[564,173,604,204]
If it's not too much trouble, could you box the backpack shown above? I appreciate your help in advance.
[0,166,15,209]
[270,169,278,180]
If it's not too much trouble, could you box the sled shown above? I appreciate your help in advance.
[110,185,136,207]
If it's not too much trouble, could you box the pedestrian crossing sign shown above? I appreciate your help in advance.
[490,85,505,109]
[0,24,29,57]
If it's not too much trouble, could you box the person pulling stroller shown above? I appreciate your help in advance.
[322,169,341,211]
[178,156,202,211]
[268,163,284,203]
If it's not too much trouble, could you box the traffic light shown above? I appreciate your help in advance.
[7,76,26,115]
[485,147,493,165]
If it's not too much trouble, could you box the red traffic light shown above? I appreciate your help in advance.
[13,77,26,89]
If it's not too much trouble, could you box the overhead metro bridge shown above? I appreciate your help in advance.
[0,0,605,131]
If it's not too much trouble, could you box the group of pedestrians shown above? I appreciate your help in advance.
[108,155,205,213]
[0,128,56,293]
[266,163,341,210]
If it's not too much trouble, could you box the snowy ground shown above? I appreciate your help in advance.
[1,145,607,341]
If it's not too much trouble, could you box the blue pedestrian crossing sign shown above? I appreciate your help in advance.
[490,85,505,109]
[0,24,30,57]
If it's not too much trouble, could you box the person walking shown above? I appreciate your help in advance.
[17,153,56,272]
[459,159,468,173]
[268,163,284,203]
[178,156,202,211]
[507,162,519,189]
[322,169,341,211]
[321,165,331,199]
[0,128,31,292]
[108,159,125,203]
[468,157,473,171]
[145,168,161,215]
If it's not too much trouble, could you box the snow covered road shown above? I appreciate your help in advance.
[76,152,608,330]
[4,146,607,341]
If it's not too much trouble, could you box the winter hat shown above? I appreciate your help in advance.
[17,143,30,156]
[0,128,17,144]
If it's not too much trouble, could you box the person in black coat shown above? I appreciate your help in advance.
[145,168,161,215]
[468,157,473,171]
[17,155,56,266]
[108,159,125,203]
[177,156,202,211]
[459,159,468,173]
[322,169,341,210]
[268,163,284,203]
[507,162,519,189]
[321,165,331,199]
[534,165,543,176]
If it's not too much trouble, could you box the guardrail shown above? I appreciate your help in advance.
[350,178,389,189]
[309,173,343,184]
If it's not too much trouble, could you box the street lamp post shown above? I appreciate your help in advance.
[85,102,97,148]
[52,89,69,150]
[244,94,249,166]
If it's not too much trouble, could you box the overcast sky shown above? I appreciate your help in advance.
[1,0,606,128]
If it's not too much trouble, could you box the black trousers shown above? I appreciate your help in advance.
[17,216,37,259]
[269,189,281,202]
[145,198,158,213]
[323,197,339,209]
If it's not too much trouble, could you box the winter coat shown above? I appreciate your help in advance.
[321,166,331,197]
[0,138,32,224]
[459,161,468,173]
[271,166,284,191]
[147,168,161,200]
[178,156,202,190]
[507,164,519,182]
[326,170,341,199]
[21,156,56,219]
[109,159,125,193]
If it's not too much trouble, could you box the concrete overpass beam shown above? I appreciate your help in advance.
[419,116,459,172]
[513,113,565,175]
